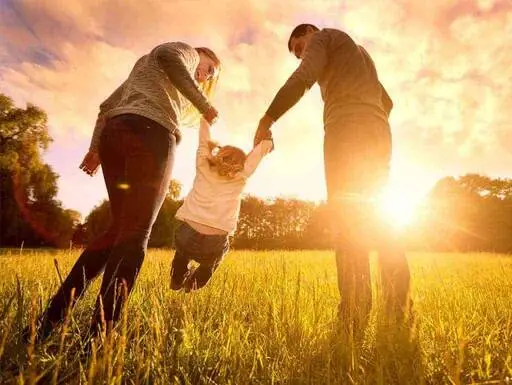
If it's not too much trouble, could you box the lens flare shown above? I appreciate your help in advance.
[377,185,425,229]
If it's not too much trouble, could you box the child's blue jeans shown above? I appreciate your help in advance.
[171,221,229,290]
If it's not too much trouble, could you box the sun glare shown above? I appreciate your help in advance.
[377,185,425,229]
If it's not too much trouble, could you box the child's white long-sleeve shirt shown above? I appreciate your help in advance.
[175,121,272,234]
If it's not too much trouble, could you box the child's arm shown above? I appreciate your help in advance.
[196,118,212,164]
[241,139,273,178]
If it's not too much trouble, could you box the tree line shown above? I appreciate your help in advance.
[2,94,512,252]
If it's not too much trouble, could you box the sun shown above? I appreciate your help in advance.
[377,185,425,229]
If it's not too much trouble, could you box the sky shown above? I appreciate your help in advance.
[1,0,511,221]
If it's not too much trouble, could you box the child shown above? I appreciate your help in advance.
[171,118,273,291]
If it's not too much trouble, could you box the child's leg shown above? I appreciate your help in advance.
[171,221,199,290]
[184,235,229,291]
[185,259,221,291]
[171,249,191,290]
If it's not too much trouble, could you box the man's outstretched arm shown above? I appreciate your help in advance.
[254,32,329,145]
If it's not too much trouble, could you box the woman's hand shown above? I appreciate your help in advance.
[203,106,219,125]
[79,151,101,176]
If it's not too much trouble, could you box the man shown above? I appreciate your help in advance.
[254,24,411,328]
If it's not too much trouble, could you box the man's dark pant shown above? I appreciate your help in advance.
[171,221,229,291]
[39,114,176,337]
[324,115,411,326]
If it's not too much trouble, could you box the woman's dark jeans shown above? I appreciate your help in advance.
[39,114,176,337]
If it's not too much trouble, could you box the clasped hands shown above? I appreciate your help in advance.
[253,114,274,149]
[204,108,275,150]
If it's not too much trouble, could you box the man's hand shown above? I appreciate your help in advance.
[253,114,274,147]
[79,151,101,176]
[203,106,219,125]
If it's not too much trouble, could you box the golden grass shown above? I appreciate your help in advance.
[0,249,511,384]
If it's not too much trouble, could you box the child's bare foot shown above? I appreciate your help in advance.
[170,265,190,290]
[183,267,198,293]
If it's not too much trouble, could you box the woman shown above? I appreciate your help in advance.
[27,42,222,341]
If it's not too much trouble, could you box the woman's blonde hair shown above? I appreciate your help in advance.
[207,142,247,178]
[181,47,221,127]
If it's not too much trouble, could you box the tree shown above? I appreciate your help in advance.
[411,174,512,252]
[0,93,75,247]
[233,195,270,249]
[233,196,328,250]
[150,180,184,248]
[303,202,331,249]
[84,200,111,243]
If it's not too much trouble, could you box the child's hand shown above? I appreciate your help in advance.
[261,138,275,154]
[269,138,275,152]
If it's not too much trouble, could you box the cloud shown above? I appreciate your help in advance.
[1,0,511,216]
[343,0,512,170]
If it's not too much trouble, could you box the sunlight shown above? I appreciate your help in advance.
[377,184,426,229]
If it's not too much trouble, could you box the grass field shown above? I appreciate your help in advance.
[0,249,511,384]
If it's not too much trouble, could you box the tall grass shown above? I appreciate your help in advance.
[0,249,511,384]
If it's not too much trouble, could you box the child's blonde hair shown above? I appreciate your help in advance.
[207,141,247,178]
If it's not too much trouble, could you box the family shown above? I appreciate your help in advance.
[25,23,411,343]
